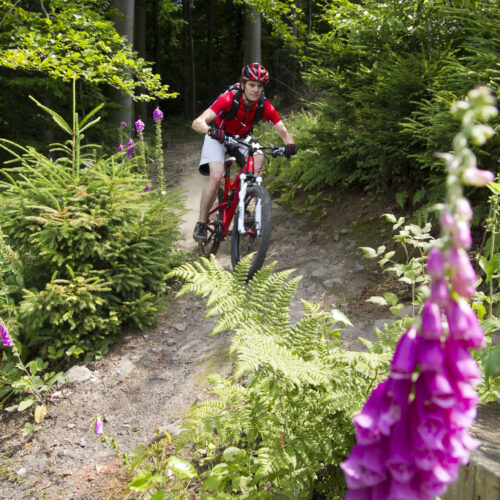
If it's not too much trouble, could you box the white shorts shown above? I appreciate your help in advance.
[198,134,261,176]
[199,135,226,175]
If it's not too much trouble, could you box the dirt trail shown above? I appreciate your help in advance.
[0,134,392,499]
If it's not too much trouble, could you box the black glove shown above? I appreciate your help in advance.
[209,127,225,144]
[284,143,298,159]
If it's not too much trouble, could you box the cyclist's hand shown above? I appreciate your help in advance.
[284,143,298,159]
[209,127,225,144]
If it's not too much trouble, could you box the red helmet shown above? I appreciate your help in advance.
[241,62,269,84]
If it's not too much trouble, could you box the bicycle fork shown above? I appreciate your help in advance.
[238,173,262,236]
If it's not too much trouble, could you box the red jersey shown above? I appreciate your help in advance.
[210,91,281,136]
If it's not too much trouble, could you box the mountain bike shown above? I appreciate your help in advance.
[199,134,284,279]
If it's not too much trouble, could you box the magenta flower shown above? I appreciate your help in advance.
[120,121,127,127]
[342,90,494,500]
[455,198,473,221]
[341,440,389,490]
[462,167,495,187]
[418,338,444,372]
[145,184,151,192]
[386,414,416,482]
[445,299,485,349]
[420,300,443,340]
[426,247,445,279]
[390,324,419,378]
[126,139,135,157]
[153,107,164,123]
[118,144,124,152]
[430,278,450,307]
[0,321,13,347]
[452,219,472,249]
[135,119,145,135]
[352,381,387,445]
[95,416,104,436]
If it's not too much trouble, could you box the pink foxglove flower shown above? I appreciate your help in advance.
[0,321,13,347]
[420,300,443,340]
[342,88,493,499]
[118,144,124,152]
[120,121,127,127]
[462,167,495,187]
[126,139,135,157]
[390,325,419,378]
[153,107,164,123]
[135,119,145,135]
[452,219,472,249]
[95,416,104,436]
[426,247,445,279]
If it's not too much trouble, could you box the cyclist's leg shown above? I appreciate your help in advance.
[254,151,264,177]
[199,161,224,222]
[194,136,226,241]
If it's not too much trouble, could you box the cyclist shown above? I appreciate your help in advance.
[192,62,297,242]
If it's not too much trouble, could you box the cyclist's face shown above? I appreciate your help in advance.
[244,81,264,103]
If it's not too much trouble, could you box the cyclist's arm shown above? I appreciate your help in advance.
[192,108,217,135]
[273,120,295,145]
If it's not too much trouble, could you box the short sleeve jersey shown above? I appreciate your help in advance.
[210,91,281,136]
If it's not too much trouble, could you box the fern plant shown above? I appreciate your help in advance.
[167,255,393,498]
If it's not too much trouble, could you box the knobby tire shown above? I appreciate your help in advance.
[231,184,272,279]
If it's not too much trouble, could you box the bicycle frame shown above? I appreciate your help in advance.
[208,151,259,240]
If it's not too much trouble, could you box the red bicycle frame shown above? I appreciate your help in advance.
[209,154,257,239]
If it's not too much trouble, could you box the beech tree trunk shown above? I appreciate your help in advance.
[182,0,196,119]
[243,6,261,64]
[111,0,135,130]
[134,0,147,120]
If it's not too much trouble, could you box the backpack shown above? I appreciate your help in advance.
[217,82,266,128]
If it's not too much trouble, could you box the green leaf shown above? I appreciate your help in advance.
[34,404,47,423]
[29,96,72,135]
[223,446,246,464]
[359,247,377,258]
[366,296,387,306]
[18,398,36,412]
[383,292,399,306]
[167,456,198,479]
[482,346,500,379]
[127,471,155,491]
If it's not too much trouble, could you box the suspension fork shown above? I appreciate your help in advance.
[237,155,263,236]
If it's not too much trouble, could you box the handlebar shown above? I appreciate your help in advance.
[223,134,285,158]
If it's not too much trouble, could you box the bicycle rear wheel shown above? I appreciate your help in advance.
[231,184,272,279]
[199,187,224,257]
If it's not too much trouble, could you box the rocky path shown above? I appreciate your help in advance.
[0,134,393,499]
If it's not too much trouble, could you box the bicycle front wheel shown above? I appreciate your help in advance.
[231,184,272,279]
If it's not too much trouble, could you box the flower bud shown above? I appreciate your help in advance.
[462,167,495,187]
[391,325,419,378]
[426,248,445,279]
[420,301,443,340]
[451,220,472,249]
[455,198,473,221]
[431,278,450,307]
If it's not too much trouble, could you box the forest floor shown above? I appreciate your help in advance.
[1,130,494,499]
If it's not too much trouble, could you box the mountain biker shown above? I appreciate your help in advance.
[191,62,297,242]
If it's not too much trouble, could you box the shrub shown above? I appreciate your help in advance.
[0,85,184,361]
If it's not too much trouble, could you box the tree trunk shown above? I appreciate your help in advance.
[182,0,196,119]
[207,0,215,96]
[152,0,161,75]
[243,6,261,64]
[111,0,135,131]
[134,0,147,121]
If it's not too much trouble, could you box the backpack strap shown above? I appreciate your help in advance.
[219,84,267,129]
[220,84,242,122]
